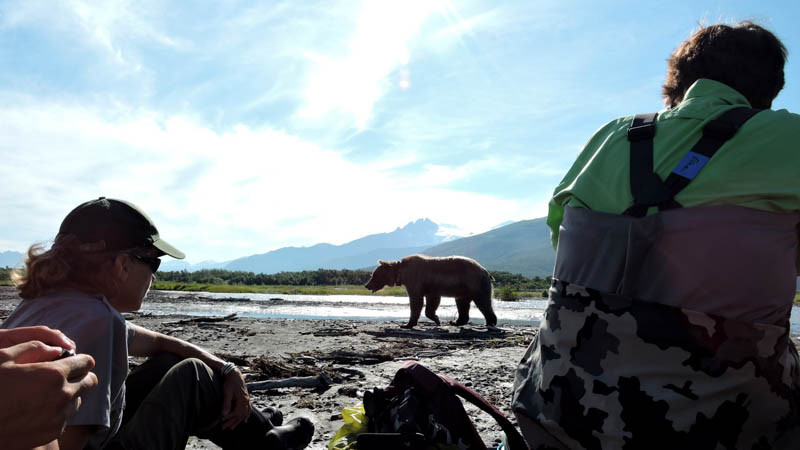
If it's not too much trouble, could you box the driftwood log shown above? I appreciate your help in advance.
[246,372,333,392]
[163,313,238,325]
[315,350,394,365]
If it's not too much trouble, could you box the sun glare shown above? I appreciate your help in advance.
[299,0,456,128]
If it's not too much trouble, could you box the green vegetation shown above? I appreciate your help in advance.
[151,281,407,296]
[1,266,549,297]
[498,285,519,302]
[5,265,799,303]
[157,268,373,286]
[152,268,551,299]
[0,267,11,286]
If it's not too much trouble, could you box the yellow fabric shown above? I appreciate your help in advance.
[328,404,369,450]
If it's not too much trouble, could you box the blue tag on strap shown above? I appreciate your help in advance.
[672,151,710,180]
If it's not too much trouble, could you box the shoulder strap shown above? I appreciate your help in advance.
[624,107,760,217]
[625,113,673,217]
[440,374,528,450]
[661,107,761,198]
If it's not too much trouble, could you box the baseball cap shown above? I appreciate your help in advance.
[58,197,185,259]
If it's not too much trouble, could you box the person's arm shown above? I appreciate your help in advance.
[127,322,227,370]
[127,322,251,429]
[0,328,98,450]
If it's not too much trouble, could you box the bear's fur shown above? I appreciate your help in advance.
[364,254,497,329]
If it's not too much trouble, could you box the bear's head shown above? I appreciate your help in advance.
[364,260,400,292]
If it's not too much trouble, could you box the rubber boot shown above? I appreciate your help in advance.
[263,417,315,450]
[263,406,284,426]
[204,407,284,449]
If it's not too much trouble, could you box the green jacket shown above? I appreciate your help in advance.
[547,78,800,248]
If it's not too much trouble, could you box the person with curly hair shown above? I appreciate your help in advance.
[512,22,800,449]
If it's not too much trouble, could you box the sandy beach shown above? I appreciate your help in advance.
[0,287,534,449]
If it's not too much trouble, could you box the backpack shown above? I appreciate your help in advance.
[358,361,526,450]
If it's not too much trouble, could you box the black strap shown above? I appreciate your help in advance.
[444,376,527,450]
[626,113,671,217]
[623,107,760,217]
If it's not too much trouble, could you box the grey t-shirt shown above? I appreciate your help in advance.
[1,289,131,449]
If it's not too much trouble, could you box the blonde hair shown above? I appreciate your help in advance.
[13,234,122,300]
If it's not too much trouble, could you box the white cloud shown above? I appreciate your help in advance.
[0,95,533,262]
[429,6,501,44]
[6,0,757,266]
[298,0,443,128]
[405,159,492,188]
[1,0,186,70]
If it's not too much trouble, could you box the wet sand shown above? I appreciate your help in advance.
[0,287,533,449]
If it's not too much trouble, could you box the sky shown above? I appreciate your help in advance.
[1,1,798,264]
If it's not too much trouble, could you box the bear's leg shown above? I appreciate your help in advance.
[475,293,498,327]
[401,295,424,329]
[450,297,471,326]
[424,295,441,326]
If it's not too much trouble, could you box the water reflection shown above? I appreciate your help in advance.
[141,291,547,326]
[141,290,800,335]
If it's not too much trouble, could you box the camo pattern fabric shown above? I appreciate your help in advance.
[512,279,800,450]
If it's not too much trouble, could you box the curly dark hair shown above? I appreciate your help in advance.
[13,234,121,300]
[662,21,787,109]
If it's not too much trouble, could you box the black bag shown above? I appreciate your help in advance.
[359,361,526,450]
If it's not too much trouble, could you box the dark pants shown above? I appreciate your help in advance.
[105,353,273,450]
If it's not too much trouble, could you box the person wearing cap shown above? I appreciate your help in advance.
[1,197,314,450]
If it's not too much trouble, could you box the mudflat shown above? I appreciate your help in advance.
[0,286,533,449]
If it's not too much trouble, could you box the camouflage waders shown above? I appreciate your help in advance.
[512,272,800,449]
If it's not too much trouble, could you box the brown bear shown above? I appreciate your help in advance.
[364,254,497,329]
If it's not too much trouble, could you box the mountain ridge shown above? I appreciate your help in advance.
[0,251,24,268]
[421,218,554,278]
[220,218,460,274]
[2,218,556,277]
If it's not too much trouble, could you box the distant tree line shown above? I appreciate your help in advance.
[157,268,371,286]
[155,268,551,290]
[1,266,551,291]
[492,272,552,291]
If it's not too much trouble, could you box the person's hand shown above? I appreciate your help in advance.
[0,336,99,450]
[0,326,76,350]
[220,367,251,430]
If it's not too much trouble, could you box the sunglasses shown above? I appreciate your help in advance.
[129,253,161,273]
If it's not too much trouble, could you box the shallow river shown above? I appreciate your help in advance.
[142,291,800,336]
[143,292,548,326]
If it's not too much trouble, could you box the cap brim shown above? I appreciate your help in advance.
[153,238,185,259]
